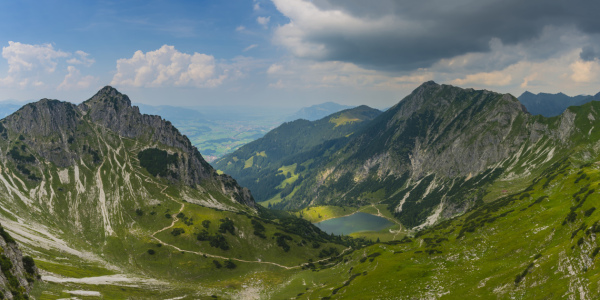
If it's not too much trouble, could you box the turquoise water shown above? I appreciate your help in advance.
[314,212,393,235]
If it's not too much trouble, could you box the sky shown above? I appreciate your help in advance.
[1,0,600,109]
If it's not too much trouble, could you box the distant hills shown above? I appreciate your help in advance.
[518,90,600,117]
[132,101,359,161]
[136,103,206,122]
[0,102,26,119]
[285,102,354,121]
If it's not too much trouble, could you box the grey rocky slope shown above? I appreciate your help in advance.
[0,225,38,299]
[2,86,254,207]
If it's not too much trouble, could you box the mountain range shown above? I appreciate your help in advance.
[219,81,600,229]
[518,90,600,117]
[3,83,600,298]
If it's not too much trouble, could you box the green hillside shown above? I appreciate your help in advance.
[214,105,381,202]
[271,154,600,299]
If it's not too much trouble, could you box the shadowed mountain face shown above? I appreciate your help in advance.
[518,90,600,117]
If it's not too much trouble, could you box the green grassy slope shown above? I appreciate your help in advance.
[269,154,600,299]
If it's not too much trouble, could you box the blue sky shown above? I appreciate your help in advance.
[1,0,600,108]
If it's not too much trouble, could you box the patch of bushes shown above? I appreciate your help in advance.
[251,219,266,239]
[571,223,587,239]
[137,148,178,177]
[213,260,222,269]
[224,259,236,269]
[514,263,534,285]
[209,234,230,250]
[202,220,211,229]
[318,247,340,258]
[0,254,20,294]
[218,218,235,235]
[275,233,292,252]
[0,226,15,244]
[22,256,35,275]
[8,147,35,163]
[591,247,600,258]
[585,207,596,217]
[196,230,210,241]
[177,212,194,226]
[171,228,185,236]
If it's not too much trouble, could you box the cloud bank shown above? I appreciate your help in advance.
[111,45,227,88]
[273,0,600,71]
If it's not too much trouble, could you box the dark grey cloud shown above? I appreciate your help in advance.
[580,45,599,61]
[274,0,600,71]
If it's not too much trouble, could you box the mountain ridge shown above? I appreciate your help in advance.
[221,81,600,230]
[2,86,254,207]
[518,89,599,117]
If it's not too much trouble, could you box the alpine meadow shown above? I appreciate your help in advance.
[2,1,600,299]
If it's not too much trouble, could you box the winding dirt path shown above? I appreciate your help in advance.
[148,183,352,270]
[369,203,404,240]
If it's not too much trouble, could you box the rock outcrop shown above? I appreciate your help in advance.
[0,225,38,299]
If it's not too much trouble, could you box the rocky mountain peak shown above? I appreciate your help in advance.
[82,85,132,109]
[0,86,255,207]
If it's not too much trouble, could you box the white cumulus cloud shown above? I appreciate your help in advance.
[111,45,227,88]
[66,50,95,67]
[2,41,69,74]
[0,41,94,89]
[257,16,270,28]
[58,66,97,91]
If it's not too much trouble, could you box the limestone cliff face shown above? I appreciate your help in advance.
[360,82,531,179]
[0,86,254,208]
[0,225,38,299]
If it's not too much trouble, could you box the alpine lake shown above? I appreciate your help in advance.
[314,212,394,235]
